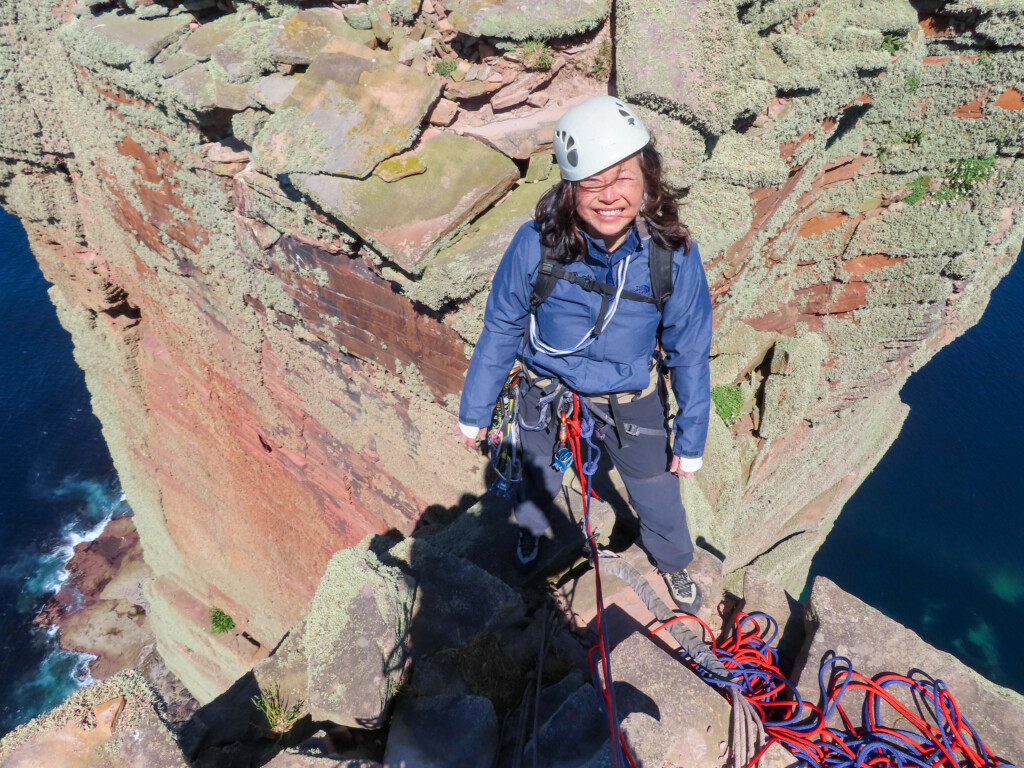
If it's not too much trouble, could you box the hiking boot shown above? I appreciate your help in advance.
[662,569,701,614]
[516,529,539,568]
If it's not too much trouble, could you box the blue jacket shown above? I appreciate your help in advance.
[459,220,712,460]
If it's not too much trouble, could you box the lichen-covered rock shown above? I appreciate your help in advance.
[251,37,440,178]
[758,333,828,440]
[73,10,192,66]
[415,173,557,312]
[444,0,610,40]
[0,671,188,768]
[267,8,376,65]
[293,131,518,271]
[250,73,300,111]
[616,0,773,135]
[304,542,416,728]
[612,632,731,767]
[383,695,498,768]
[796,577,1024,767]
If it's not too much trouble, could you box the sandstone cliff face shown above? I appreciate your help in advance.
[1,0,1022,703]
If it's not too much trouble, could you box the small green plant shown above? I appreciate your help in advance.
[904,175,931,205]
[433,59,457,78]
[711,385,744,427]
[976,50,993,75]
[518,40,553,71]
[905,75,921,94]
[901,129,923,145]
[252,685,305,734]
[880,34,905,55]
[876,144,891,163]
[210,607,235,634]
[590,39,612,78]
[934,156,996,202]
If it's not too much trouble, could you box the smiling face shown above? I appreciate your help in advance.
[574,154,645,252]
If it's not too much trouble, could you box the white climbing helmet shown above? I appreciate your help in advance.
[553,96,651,182]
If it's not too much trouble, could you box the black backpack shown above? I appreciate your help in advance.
[527,239,675,331]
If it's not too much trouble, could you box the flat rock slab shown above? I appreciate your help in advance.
[78,11,192,65]
[423,173,556,308]
[178,16,243,60]
[294,131,517,272]
[444,0,610,40]
[268,8,376,65]
[384,695,498,768]
[795,577,1024,768]
[611,631,731,768]
[252,37,439,178]
[616,0,771,135]
[0,671,189,768]
[250,73,300,111]
[457,93,599,159]
[304,543,416,728]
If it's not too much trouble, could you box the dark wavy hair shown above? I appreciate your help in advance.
[534,140,692,263]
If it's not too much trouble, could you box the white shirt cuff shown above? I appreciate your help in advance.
[677,455,703,473]
[459,422,482,439]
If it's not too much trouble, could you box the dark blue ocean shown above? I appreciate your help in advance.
[0,208,127,734]
[807,243,1024,695]
[0,203,1021,736]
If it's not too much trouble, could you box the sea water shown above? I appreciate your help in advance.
[807,244,1024,695]
[0,208,126,734]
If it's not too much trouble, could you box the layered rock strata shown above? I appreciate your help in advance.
[1,0,1022,705]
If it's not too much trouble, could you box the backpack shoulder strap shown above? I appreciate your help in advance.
[528,245,559,314]
[649,239,674,312]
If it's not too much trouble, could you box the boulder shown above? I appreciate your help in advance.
[0,671,189,768]
[417,174,556,309]
[443,0,611,40]
[293,131,517,272]
[252,37,440,178]
[523,682,611,766]
[795,577,1024,768]
[76,10,192,66]
[616,0,772,135]
[304,543,417,728]
[611,631,731,767]
[383,695,498,768]
[267,8,376,65]
[385,537,526,658]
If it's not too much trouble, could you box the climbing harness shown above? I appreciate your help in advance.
[487,365,525,498]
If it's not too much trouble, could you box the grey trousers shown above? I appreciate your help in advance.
[515,382,695,573]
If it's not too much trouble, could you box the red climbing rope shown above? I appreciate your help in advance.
[651,611,1016,768]
[563,394,638,768]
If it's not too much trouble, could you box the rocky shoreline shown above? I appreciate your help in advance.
[37,517,199,727]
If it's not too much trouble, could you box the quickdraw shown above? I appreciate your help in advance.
[487,365,525,498]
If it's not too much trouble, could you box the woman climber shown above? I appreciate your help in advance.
[455,96,712,614]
